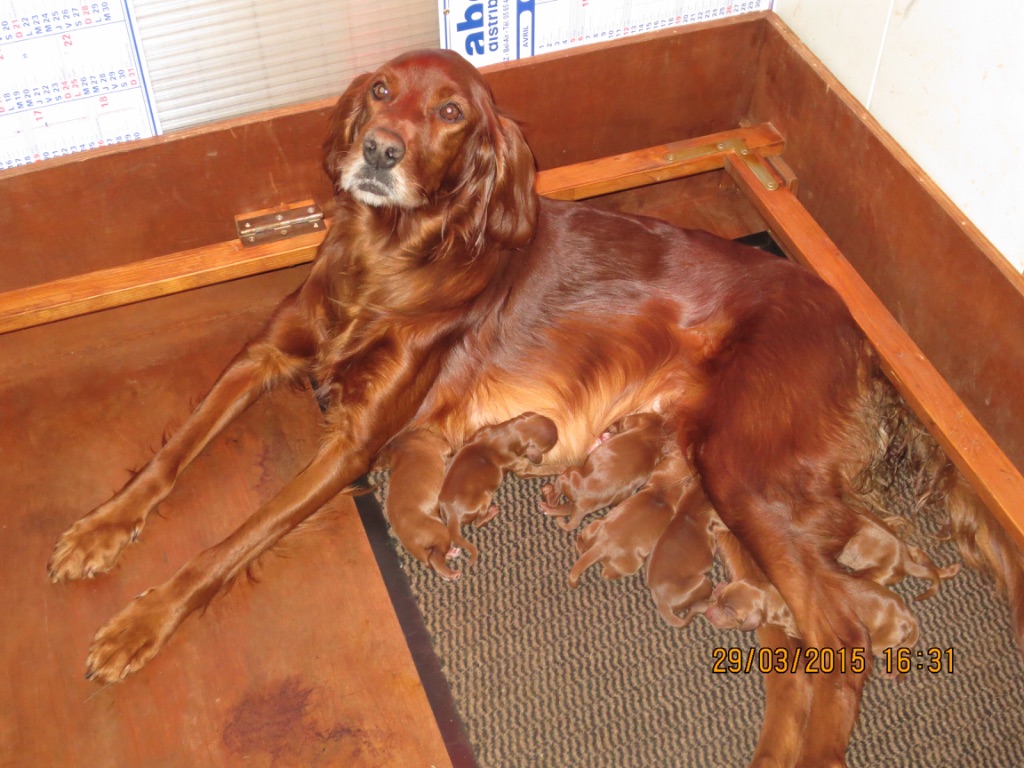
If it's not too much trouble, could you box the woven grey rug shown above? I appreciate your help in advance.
[369,471,1024,767]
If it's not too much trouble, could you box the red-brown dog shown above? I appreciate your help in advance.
[438,412,557,565]
[379,429,461,580]
[568,448,689,587]
[838,509,960,600]
[47,49,1024,766]
[644,480,721,627]
[540,412,666,531]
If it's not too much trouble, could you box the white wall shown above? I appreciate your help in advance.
[774,0,1024,273]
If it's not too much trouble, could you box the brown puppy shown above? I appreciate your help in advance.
[839,510,960,600]
[851,580,921,676]
[705,573,919,676]
[439,412,558,565]
[568,449,688,587]
[704,579,799,638]
[540,412,665,531]
[380,429,461,580]
[644,482,721,627]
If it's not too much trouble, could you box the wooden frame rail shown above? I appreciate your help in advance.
[724,156,1024,551]
[2,123,1021,548]
[0,125,783,336]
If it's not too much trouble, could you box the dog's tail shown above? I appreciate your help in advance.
[945,470,1024,644]
[855,377,1024,649]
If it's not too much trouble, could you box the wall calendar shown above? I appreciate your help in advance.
[0,0,159,170]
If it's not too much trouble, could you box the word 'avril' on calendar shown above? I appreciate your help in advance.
[1,0,160,171]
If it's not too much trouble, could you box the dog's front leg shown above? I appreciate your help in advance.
[48,293,315,583]
[83,433,353,682]
[81,330,445,683]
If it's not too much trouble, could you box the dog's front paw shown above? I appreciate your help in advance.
[48,510,144,582]
[85,587,179,683]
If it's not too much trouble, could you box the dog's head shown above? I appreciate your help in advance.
[323,49,538,257]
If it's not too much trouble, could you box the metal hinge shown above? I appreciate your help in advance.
[235,201,325,247]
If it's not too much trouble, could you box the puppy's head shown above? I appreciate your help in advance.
[512,412,559,463]
[323,49,538,256]
[705,581,766,631]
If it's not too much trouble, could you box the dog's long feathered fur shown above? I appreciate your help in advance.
[48,49,1024,767]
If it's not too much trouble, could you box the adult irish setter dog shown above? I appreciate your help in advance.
[48,49,1024,766]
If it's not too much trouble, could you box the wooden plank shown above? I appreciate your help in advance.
[725,153,1024,550]
[0,100,337,291]
[483,14,769,171]
[0,125,781,336]
[0,230,324,335]
[539,124,784,200]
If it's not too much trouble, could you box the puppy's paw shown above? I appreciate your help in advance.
[48,512,144,582]
[539,483,559,507]
[85,587,178,683]
[474,504,500,527]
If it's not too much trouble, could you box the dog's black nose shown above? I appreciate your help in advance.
[362,130,406,170]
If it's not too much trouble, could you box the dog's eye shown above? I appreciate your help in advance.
[371,81,390,101]
[439,102,464,123]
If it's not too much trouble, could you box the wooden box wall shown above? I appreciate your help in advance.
[2,11,1022,471]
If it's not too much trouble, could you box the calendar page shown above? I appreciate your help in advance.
[440,0,771,66]
[0,0,159,170]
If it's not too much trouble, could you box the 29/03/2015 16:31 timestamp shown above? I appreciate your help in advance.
[711,646,954,675]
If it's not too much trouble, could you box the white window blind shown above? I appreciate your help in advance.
[133,0,439,132]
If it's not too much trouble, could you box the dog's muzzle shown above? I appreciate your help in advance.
[342,127,416,207]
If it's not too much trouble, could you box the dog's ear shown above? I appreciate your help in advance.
[322,73,373,190]
[484,114,538,249]
[444,105,538,259]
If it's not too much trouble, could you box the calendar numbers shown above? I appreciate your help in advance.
[1,1,159,170]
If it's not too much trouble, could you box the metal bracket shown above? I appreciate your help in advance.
[716,138,780,191]
[663,137,781,192]
[236,202,324,247]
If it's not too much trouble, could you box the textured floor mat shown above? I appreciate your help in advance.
[367,470,1024,767]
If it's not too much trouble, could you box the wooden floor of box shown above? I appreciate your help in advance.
[0,269,453,768]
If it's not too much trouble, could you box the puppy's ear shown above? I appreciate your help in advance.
[738,610,765,632]
[322,73,372,190]
[524,443,545,465]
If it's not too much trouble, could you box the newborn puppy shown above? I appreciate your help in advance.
[705,560,920,675]
[380,429,461,580]
[568,448,688,588]
[839,509,960,600]
[540,412,666,531]
[439,412,558,566]
[704,579,799,638]
[644,487,723,628]
[851,579,921,676]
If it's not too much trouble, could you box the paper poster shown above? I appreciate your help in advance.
[439,0,772,66]
[0,0,160,170]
